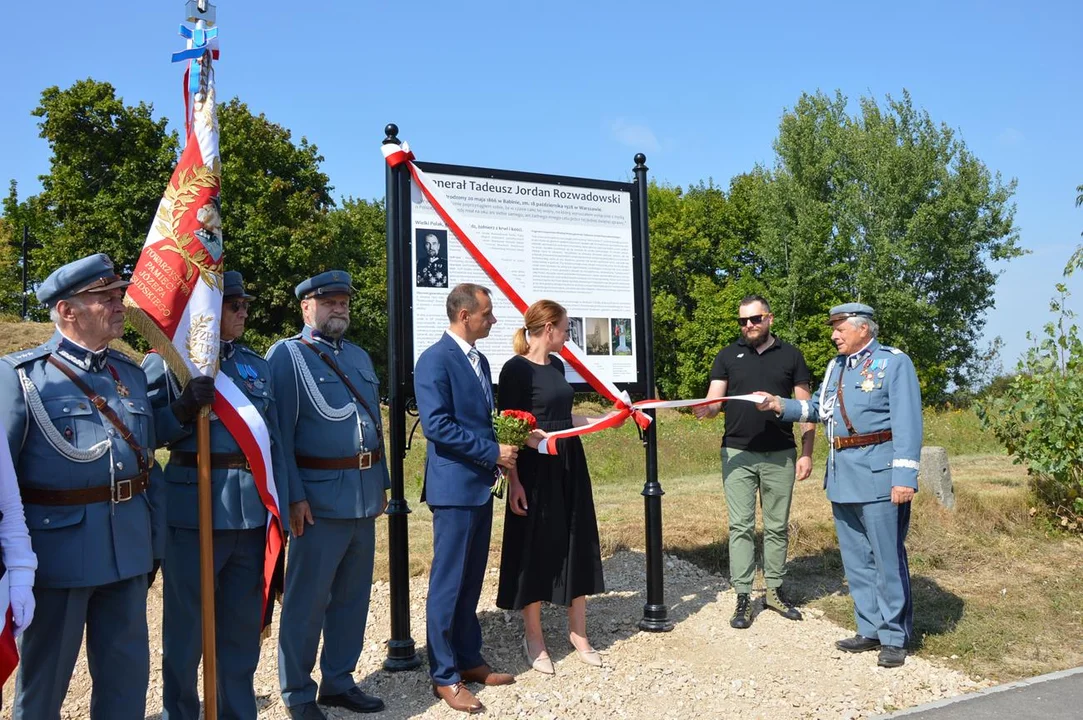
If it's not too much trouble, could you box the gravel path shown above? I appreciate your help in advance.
[1,550,988,719]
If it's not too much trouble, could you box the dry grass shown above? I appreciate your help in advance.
[0,320,142,361]
[381,412,1083,684]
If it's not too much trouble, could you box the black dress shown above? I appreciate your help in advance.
[496,354,605,609]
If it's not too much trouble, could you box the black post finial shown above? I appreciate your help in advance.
[384,124,400,145]
[634,153,647,168]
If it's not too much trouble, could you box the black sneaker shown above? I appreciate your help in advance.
[835,635,881,653]
[878,645,907,668]
[730,593,753,629]
[764,587,803,621]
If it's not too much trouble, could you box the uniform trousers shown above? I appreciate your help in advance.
[162,526,265,720]
[832,499,913,647]
[278,516,376,707]
[14,575,149,720]
[722,447,797,594]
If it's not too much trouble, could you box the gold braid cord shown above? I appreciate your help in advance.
[123,300,194,387]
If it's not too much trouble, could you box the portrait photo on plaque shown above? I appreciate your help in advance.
[567,316,584,350]
[416,228,449,288]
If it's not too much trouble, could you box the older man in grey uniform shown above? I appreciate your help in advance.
[144,270,288,719]
[268,270,389,719]
[758,303,921,668]
[0,253,188,719]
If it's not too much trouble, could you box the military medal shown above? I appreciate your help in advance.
[107,365,130,398]
[861,377,875,392]
[239,363,256,393]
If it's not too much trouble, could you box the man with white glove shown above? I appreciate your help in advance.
[0,418,37,647]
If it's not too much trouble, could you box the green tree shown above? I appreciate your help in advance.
[216,98,335,352]
[977,281,1083,531]
[26,79,179,280]
[757,90,1021,402]
[647,176,767,399]
[216,100,389,372]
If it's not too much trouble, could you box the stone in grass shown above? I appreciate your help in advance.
[919,446,954,509]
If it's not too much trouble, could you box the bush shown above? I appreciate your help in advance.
[975,284,1083,532]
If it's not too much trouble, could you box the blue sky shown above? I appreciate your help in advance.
[3,1,1080,371]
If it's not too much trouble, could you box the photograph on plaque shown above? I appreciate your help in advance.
[585,317,612,356]
[415,228,449,289]
[567,316,584,350]
[611,318,632,355]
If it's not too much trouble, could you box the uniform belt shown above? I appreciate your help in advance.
[833,429,893,451]
[295,450,382,471]
[21,472,150,506]
[169,450,250,470]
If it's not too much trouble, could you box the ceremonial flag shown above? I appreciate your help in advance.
[124,52,284,629]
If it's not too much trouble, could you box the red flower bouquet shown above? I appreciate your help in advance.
[491,409,537,498]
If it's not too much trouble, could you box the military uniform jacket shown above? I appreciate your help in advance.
[266,327,389,520]
[143,343,290,530]
[779,340,922,504]
[0,331,164,588]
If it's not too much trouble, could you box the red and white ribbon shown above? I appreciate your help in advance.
[536,394,768,455]
[212,376,284,626]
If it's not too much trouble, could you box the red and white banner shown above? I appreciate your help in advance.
[0,572,17,686]
[383,142,767,454]
[125,60,283,627]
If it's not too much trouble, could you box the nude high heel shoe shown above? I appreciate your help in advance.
[570,639,602,667]
[523,637,555,674]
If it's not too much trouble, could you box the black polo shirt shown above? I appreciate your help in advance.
[709,336,811,451]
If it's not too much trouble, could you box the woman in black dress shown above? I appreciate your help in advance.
[497,299,609,673]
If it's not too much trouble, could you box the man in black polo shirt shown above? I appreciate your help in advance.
[694,295,814,629]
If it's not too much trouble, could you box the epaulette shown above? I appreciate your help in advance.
[108,349,142,367]
[237,344,267,361]
[0,344,51,369]
[879,346,904,355]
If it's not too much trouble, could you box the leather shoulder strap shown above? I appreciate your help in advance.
[46,355,149,474]
[834,362,857,436]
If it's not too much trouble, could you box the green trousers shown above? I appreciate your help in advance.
[721,446,797,594]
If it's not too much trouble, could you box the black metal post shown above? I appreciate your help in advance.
[633,154,672,632]
[382,124,421,671]
[21,225,29,320]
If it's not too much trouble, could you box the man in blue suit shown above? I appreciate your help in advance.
[0,253,176,719]
[144,271,288,720]
[415,283,520,714]
[268,270,389,719]
[757,303,922,668]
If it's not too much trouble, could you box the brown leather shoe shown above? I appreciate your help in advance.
[460,664,516,686]
[432,682,484,714]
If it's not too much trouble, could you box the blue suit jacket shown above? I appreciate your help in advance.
[779,339,923,503]
[414,332,499,507]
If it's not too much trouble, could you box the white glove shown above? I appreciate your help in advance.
[9,584,35,638]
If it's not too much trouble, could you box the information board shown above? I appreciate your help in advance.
[409,162,645,392]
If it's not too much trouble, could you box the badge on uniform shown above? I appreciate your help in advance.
[238,363,265,393]
[107,364,130,397]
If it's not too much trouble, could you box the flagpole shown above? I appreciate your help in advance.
[186,4,219,718]
[197,407,218,719]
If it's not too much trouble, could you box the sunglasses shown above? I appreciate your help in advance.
[227,300,250,312]
[737,314,766,327]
